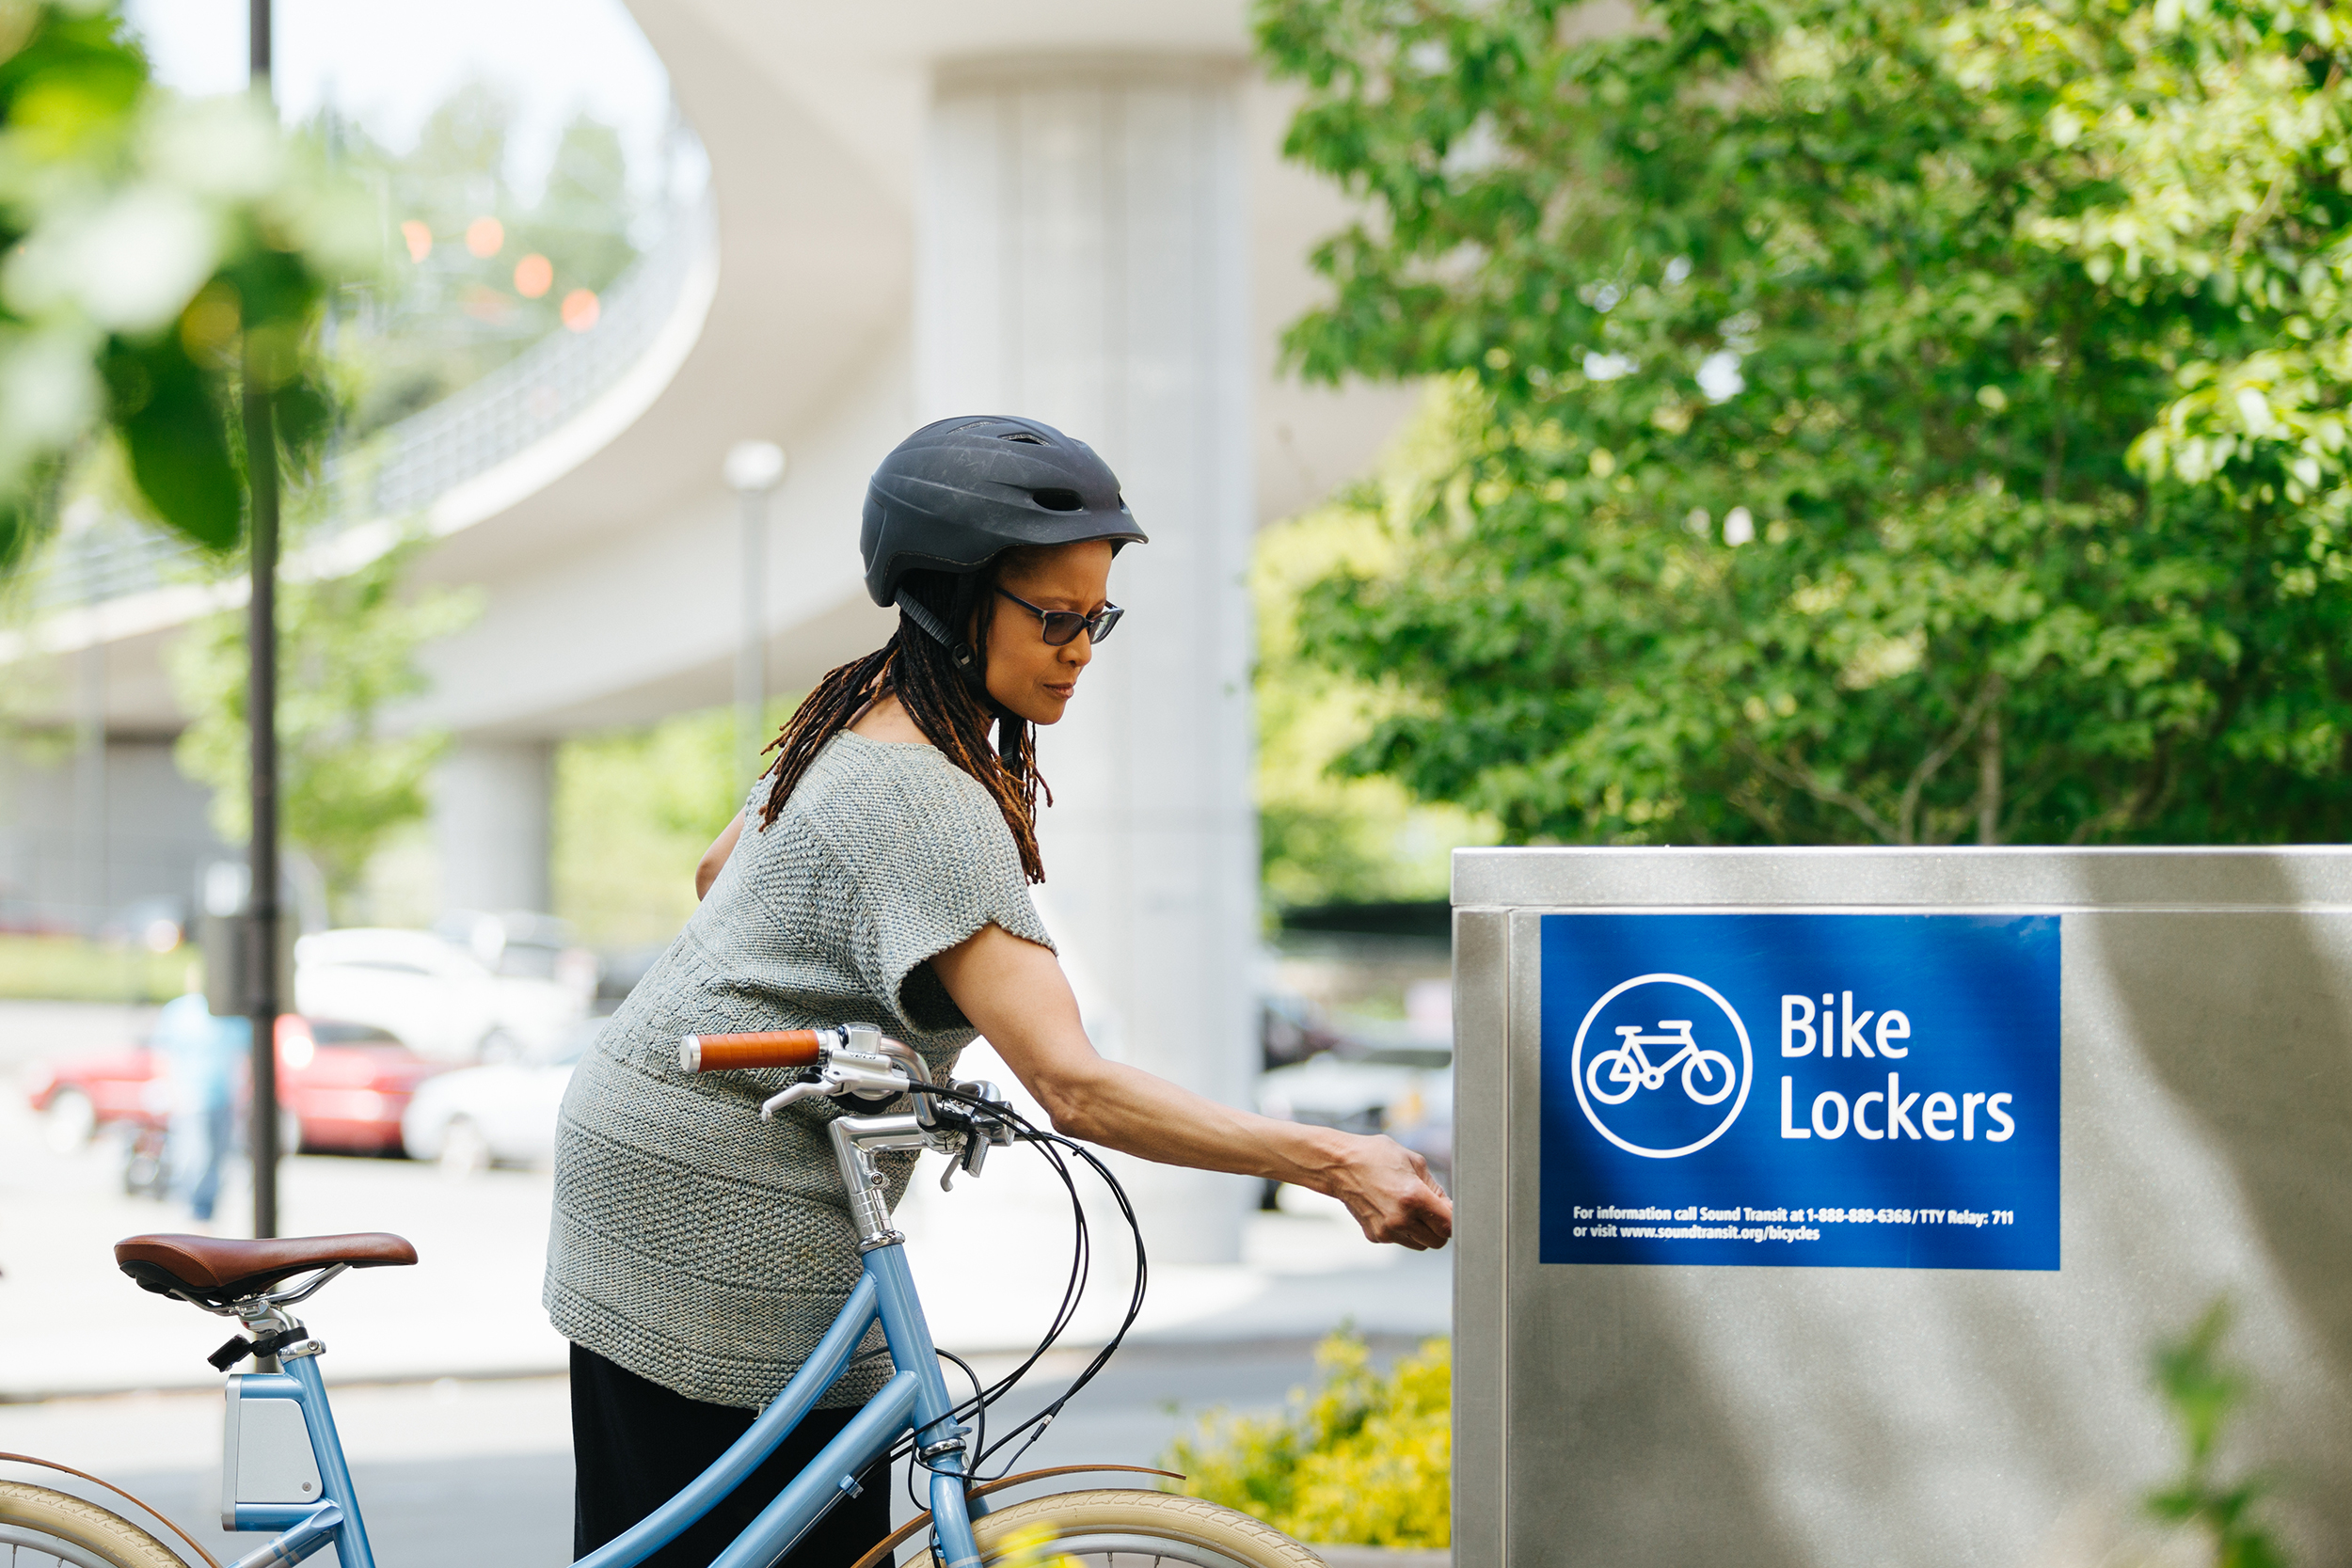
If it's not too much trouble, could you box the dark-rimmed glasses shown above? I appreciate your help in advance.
[996,588,1124,646]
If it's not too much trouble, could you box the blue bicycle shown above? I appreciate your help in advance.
[0,1025,1319,1568]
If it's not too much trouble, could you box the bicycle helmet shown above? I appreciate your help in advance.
[860,416,1145,766]
[860,415,1146,610]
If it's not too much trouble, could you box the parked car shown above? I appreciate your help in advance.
[294,913,593,1062]
[1255,1026,1454,1196]
[401,1018,601,1173]
[24,1016,450,1156]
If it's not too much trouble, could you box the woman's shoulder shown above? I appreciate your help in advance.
[796,734,1015,855]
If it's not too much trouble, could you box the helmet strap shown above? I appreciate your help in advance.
[893,589,971,671]
[895,586,1030,771]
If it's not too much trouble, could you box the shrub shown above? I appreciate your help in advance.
[1164,1330,1450,1548]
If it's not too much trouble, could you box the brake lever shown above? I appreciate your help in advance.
[760,1081,836,1118]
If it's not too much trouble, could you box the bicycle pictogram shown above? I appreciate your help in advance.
[1567,972,1755,1159]
[1584,1019,1737,1106]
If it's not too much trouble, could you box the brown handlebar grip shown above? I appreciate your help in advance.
[678,1030,824,1072]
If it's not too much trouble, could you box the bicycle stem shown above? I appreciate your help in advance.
[830,1114,931,1250]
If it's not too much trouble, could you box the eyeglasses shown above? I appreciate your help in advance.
[996,588,1124,647]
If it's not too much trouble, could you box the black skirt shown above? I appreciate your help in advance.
[571,1342,895,1568]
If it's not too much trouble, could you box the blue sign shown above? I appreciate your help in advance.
[1540,913,2059,1270]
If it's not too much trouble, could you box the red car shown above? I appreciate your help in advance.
[24,1015,449,1157]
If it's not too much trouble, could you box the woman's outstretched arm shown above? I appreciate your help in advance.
[930,922,1453,1251]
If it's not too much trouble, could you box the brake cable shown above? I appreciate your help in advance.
[883,1082,1150,1493]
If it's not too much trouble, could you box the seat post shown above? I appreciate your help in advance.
[237,1297,298,1372]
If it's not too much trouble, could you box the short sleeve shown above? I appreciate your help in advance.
[831,755,1056,1036]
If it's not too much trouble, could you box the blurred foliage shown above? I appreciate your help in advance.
[329,80,645,436]
[166,529,480,914]
[0,930,181,1001]
[989,1523,1079,1568]
[1164,1329,1450,1547]
[0,0,371,569]
[1257,475,1499,912]
[551,699,796,951]
[1256,0,2352,846]
[2148,1300,2289,1568]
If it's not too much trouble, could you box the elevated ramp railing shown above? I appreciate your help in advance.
[19,192,712,620]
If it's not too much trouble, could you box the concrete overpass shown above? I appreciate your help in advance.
[3,0,1420,1259]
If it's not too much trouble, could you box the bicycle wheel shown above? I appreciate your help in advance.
[1583,1050,1640,1105]
[0,1483,189,1568]
[971,1489,1328,1568]
[1680,1049,1736,1105]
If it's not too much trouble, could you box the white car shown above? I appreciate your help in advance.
[1256,1035,1454,1188]
[401,1020,600,1173]
[294,917,592,1062]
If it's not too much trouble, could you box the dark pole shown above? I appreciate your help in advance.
[246,0,279,1242]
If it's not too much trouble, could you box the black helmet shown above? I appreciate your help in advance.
[861,415,1146,609]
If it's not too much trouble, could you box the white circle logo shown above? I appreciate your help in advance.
[1570,973,1754,1159]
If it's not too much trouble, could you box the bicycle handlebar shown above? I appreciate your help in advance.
[678,1030,825,1073]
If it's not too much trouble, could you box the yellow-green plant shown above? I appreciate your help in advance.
[1164,1330,1449,1548]
[989,1522,1077,1568]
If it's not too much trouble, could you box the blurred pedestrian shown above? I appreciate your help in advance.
[154,966,247,1225]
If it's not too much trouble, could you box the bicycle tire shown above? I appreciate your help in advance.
[1681,1049,1736,1105]
[971,1489,1329,1568]
[1584,1050,1640,1106]
[0,1483,190,1568]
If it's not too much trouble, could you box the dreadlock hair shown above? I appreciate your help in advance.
[755,562,1052,882]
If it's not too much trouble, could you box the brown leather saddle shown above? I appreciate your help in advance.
[115,1232,418,1307]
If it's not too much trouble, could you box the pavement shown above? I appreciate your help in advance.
[0,1002,1452,1565]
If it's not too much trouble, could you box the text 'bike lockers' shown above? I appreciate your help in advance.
[1538,913,2059,1269]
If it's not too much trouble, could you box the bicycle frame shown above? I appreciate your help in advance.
[224,1147,988,1568]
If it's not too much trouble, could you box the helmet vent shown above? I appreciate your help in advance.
[1030,488,1084,512]
[1000,432,1047,445]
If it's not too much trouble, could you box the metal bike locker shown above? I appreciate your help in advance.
[1450,848,2352,1568]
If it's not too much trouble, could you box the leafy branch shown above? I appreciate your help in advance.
[2146,1301,2289,1568]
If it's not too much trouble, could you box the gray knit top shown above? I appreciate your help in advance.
[543,731,1054,1410]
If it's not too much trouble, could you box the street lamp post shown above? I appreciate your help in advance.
[724,441,787,789]
[246,0,281,1241]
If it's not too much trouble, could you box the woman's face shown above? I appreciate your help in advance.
[981,541,1115,726]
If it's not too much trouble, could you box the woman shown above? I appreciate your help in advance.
[546,415,1452,1568]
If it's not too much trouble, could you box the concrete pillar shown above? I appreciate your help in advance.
[920,60,1258,1263]
[434,738,555,914]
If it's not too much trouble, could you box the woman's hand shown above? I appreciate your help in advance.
[1320,1133,1453,1251]
[930,923,1454,1251]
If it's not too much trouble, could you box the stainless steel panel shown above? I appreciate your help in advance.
[1455,849,2352,1568]
[1454,845,2352,912]
[1453,908,1508,1568]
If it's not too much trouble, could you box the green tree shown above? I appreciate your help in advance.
[0,1,367,567]
[167,531,477,912]
[525,115,640,292]
[334,87,646,436]
[1256,0,2352,846]
[551,700,796,950]
[1257,491,1497,913]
